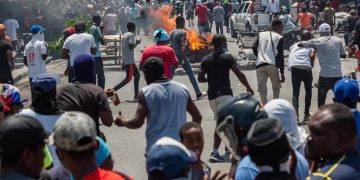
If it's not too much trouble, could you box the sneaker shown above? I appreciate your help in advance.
[208,152,225,163]
[303,113,312,122]
[196,92,208,100]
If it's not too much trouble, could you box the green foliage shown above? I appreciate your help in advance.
[48,14,93,53]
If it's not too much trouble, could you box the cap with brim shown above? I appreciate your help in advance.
[334,77,359,102]
[30,25,46,35]
[1,84,27,111]
[32,73,60,93]
[49,111,97,151]
[319,23,331,33]
[154,28,169,43]
[95,136,111,166]
[0,115,47,152]
[146,137,197,179]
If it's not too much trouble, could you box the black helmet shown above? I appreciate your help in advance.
[216,93,268,160]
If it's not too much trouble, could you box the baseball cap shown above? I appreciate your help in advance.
[319,23,331,33]
[64,27,75,35]
[95,136,111,166]
[334,77,359,102]
[154,28,169,43]
[30,25,46,35]
[31,73,60,93]
[74,22,86,33]
[247,118,291,166]
[50,111,97,151]
[0,84,27,112]
[0,115,47,152]
[146,137,197,179]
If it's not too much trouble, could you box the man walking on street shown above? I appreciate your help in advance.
[299,23,346,107]
[288,30,316,122]
[252,20,285,104]
[110,22,140,102]
[3,12,19,51]
[62,22,96,82]
[198,34,254,162]
[170,16,207,100]
[0,24,14,84]
[115,58,202,154]
[89,15,106,89]
[23,25,48,88]
[195,1,210,34]
[213,3,225,34]
[185,0,195,26]
[323,1,336,36]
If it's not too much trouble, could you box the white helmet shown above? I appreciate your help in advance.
[319,23,331,33]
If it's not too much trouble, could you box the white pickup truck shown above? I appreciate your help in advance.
[230,0,271,38]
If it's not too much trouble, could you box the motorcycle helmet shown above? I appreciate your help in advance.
[280,6,287,14]
[216,93,268,160]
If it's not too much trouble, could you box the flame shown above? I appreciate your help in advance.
[149,5,212,51]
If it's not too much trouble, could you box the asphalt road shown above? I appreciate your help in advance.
[15,24,358,179]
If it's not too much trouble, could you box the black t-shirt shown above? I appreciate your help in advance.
[57,83,111,135]
[0,40,13,84]
[201,51,238,100]
[347,15,359,32]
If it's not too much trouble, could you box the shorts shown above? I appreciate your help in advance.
[209,95,233,121]
[186,11,194,20]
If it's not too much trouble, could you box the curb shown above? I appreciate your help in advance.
[13,57,54,83]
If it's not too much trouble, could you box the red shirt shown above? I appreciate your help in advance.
[195,5,209,23]
[83,168,130,180]
[140,44,178,79]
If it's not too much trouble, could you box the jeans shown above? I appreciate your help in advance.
[215,21,224,34]
[344,31,352,46]
[172,49,202,96]
[68,66,75,83]
[224,15,230,31]
[94,57,105,89]
[256,65,282,104]
[291,67,313,115]
[317,76,341,107]
[113,64,140,98]
[198,22,209,34]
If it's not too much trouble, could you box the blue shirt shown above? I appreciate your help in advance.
[235,151,310,180]
[352,109,360,150]
[307,151,360,180]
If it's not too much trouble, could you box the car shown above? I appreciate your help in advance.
[230,0,270,38]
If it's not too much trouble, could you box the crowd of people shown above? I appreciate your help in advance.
[0,0,360,180]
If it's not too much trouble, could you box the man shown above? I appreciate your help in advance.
[195,1,210,34]
[23,25,48,87]
[0,115,47,179]
[1,84,26,118]
[0,24,14,84]
[185,0,195,26]
[288,30,316,122]
[333,77,360,151]
[169,17,207,100]
[344,10,358,46]
[266,0,280,17]
[280,0,290,13]
[298,23,346,107]
[89,15,106,89]
[323,1,336,36]
[3,13,19,51]
[20,73,63,167]
[213,3,225,34]
[296,7,314,30]
[146,137,198,179]
[307,104,360,179]
[350,5,360,72]
[223,0,232,33]
[52,111,130,179]
[247,118,295,180]
[104,9,118,35]
[198,34,254,162]
[309,2,320,29]
[140,28,178,80]
[252,19,285,104]
[110,22,140,102]
[62,22,96,82]
[278,6,295,36]
[115,57,202,153]
[125,2,142,35]
[57,54,113,138]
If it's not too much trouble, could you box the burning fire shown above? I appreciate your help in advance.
[150,5,212,51]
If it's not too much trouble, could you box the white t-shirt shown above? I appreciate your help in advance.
[23,39,47,78]
[20,109,62,167]
[3,19,19,41]
[105,13,118,31]
[288,42,313,71]
[63,33,96,66]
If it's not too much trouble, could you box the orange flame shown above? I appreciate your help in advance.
[150,5,212,51]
